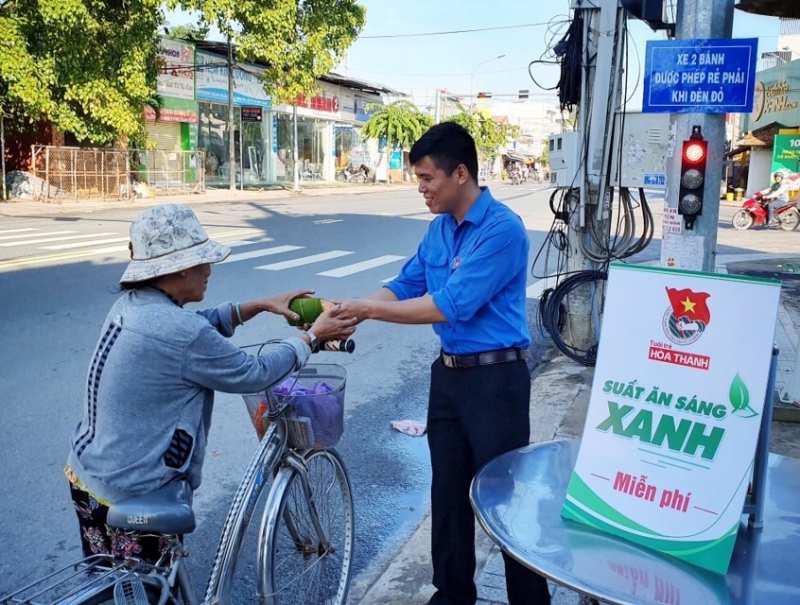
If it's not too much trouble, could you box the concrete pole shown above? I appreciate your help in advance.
[227,36,236,191]
[1,112,6,201]
[434,89,441,124]
[564,0,621,353]
[663,0,734,272]
[293,103,300,192]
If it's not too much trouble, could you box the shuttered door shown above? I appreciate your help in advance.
[146,121,182,151]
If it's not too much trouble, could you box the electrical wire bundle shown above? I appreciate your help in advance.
[538,270,607,367]
[527,8,659,367]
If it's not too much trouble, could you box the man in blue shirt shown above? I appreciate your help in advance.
[337,122,550,605]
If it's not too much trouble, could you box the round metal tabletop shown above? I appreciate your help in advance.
[470,439,800,605]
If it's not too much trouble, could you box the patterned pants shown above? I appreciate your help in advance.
[69,482,172,563]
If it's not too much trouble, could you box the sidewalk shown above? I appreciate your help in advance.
[352,254,800,605]
[0,181,418,218]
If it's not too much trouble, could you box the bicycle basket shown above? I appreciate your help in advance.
[243,364,346,449]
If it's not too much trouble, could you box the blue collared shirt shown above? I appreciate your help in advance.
[386,187,531,354]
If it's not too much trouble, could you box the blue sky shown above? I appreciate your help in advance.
[168,0,782,109]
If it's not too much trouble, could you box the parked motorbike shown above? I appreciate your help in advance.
[731,191,800,231]
[336,164,368,183]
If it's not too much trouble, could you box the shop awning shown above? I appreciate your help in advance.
[191,41,406,97]
[724,132,768,158]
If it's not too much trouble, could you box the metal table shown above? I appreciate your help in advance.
[470,439,800,605]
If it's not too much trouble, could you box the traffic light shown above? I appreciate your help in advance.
[678,125,708,231]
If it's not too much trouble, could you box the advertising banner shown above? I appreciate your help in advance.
[157,38,195,101]
[196,51,272,109]
[562,264,780,574]
[772,133,800,176]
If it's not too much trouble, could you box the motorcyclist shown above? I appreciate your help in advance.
[760,171,792,224]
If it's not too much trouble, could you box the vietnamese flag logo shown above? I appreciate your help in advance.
[663,287,711,345]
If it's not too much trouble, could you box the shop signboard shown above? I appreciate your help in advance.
[195,51,272,109]
[389,151,402,169]
[772,133,800,176]
[355,95,381,123]
[562,264,780,575]
[642,38,758,113]
[157,38,195,101]
[241,107,263,122]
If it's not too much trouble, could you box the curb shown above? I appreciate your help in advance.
[0,182,418,218]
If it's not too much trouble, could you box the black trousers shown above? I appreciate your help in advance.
[426,357,551,605]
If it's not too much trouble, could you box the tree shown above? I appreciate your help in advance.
[360,100,433,153]
[170,0,366,102]
[447,104,519,161]
[167,23,210,41]
[0,0,163,145]
[360,100,432,182]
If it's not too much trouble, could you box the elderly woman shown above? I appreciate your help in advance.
[65,204,355,561]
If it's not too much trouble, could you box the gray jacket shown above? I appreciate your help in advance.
[67,288,309,503]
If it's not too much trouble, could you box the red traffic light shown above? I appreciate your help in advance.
[683,141,707,164]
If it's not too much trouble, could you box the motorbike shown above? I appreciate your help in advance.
[731,191,800,231]
[336,164,368,183]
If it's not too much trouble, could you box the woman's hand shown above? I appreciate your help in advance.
[251,289,316,323]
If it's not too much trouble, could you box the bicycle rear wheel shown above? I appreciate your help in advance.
[260,449,354,605]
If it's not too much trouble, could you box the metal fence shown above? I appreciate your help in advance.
[29,146,205,201]
[131,149,205,196]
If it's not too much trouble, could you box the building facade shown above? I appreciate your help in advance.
[149,38,397,187]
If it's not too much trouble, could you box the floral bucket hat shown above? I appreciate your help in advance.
[119,204,231,284]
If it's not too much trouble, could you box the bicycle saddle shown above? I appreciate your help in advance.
[107,480,196,535]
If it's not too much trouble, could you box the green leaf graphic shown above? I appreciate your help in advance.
[729,373,750,412]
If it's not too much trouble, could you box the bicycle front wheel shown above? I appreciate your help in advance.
[260,449,354,605]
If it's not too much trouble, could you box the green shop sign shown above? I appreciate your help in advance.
[772,133,800,175]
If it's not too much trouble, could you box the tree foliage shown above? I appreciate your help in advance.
[0,0,163,144]
[447,104,519,159]
[168,23,210,40]
[170,0,366,102]
[360,100,433,151]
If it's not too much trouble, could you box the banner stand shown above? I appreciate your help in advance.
[744,346,778,529]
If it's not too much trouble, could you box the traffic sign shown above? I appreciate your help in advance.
[642,38,758,114]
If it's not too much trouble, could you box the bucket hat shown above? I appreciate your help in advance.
[119,204,230,284]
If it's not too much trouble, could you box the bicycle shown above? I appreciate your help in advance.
[2,343,355,605]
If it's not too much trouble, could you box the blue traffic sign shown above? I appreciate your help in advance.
[642,38,758,114]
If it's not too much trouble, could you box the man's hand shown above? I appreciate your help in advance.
[334,300,372,325]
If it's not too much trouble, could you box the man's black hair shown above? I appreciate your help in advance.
[409,122,479,184]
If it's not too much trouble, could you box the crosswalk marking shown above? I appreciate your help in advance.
[0,228,38,235]
[381,275,397,283]
[220,245,303,264]
[225,240,258,248]
[255,250,353,271]
[43,237,130,251]
[317,255,406,278]
[0,233,116,247]
[0,230,74,241]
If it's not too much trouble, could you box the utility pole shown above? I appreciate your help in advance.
[293,103,300,192]
[662,0,734,272]
[563,0,624,353]
[227,35,236,191]
[434,89,441,124]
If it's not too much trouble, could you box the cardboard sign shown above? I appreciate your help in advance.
[562,264,780,574]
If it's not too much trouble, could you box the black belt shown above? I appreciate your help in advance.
[440,347,529,369]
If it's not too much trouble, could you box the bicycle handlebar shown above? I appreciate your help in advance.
[320,339,355,353]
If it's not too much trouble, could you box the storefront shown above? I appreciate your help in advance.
[272,81,383,183]
[145,38,198,152]
[195,49,273,186]
[738,59,800,196]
